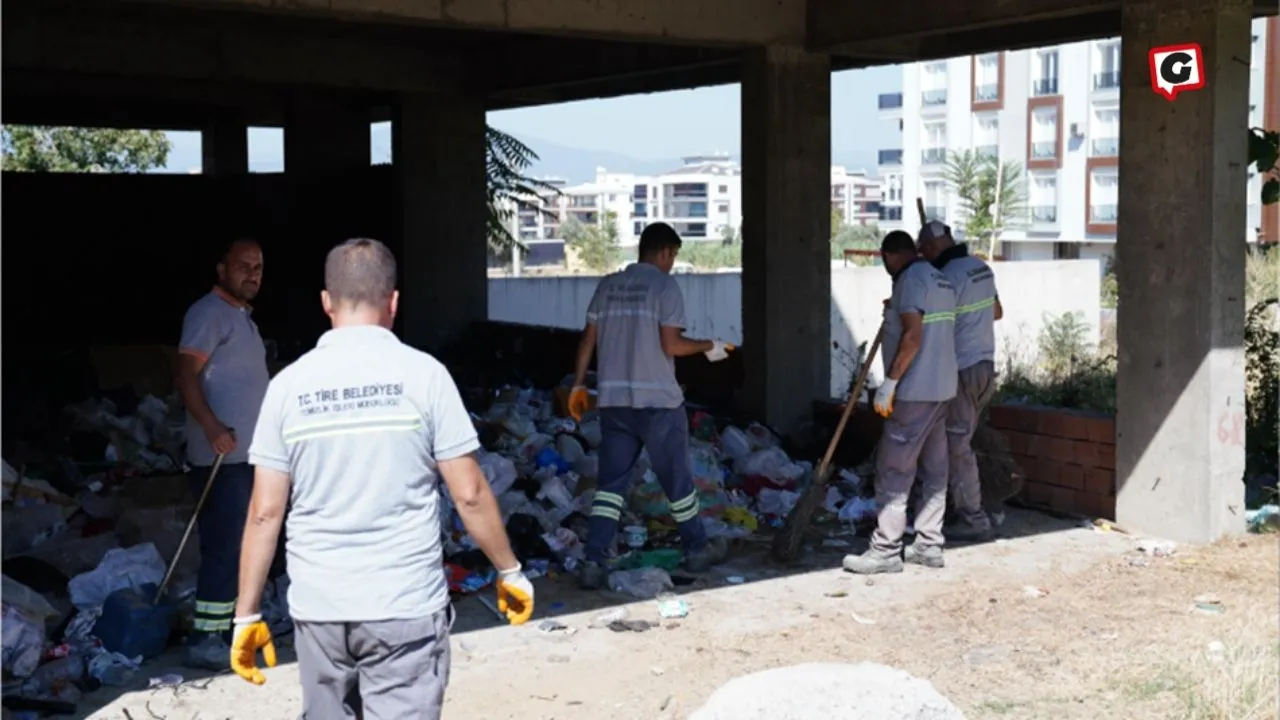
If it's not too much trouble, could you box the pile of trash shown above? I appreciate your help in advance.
[1,394,290,711]
[439,384,881,599]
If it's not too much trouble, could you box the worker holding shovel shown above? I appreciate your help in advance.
[843,230,958,575]
[173,237,270,669]
[566,222,734,590]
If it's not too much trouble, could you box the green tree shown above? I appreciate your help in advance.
[830,207,845,239]
[1,126,171,173]
[1248,127,1279,206]
[563,212,620,274]
[486,126,560,255]
[831,223,882,265]
[680,225,743,269]
[943,149,1027,257]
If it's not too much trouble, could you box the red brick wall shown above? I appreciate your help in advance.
[987,404,1116,520]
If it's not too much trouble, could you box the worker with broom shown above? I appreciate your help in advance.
[566,222,734,590]
[230,238,532,718]
[917,221,1003,542]
[173,237,270,669]
[843,230,958,575]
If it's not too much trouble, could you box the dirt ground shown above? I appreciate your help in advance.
[76,510,1278,720]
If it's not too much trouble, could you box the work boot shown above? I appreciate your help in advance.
[841,550,904,575]
[944,519,994,544]
[904,543,945,569]
[183,633,231,671]
[683,537,729,573]
[577,561,607,590]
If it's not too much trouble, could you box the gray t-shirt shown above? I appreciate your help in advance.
[248,325,480,623]
[178,288,270,466]
[881,260,958,403]
[939,251,999,370]
[587,263,686,409]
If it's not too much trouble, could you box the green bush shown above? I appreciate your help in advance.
[996,311,1117,414]
[1245,299,1278,475]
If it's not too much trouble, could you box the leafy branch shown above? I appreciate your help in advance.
[1248,127,1279,206]
[486,126,561,255]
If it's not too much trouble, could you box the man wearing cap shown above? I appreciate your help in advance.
[843,230,957,575]
[231,238,532,718]
[565,222,733,590]
[917,221,1003,542]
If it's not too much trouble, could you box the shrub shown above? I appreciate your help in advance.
[996,311,1117,414]
[1245,299,1278,476]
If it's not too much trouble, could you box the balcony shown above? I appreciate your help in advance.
[921,148,947,165]
[1031,205,1058,224]
[878,93,903,110]
[1093,71,1120,91]
[878,148,903,165]
[567,197,598,209]
[921,89,947,106]
[974,84,999,102]
[1090,204,1118,223]
[879,206,903,221]
[1031,141,1056,159]
[1091,137,1119,156]
[1033,78,1059,96]
[923,206,947,222]
[975,144,999,160]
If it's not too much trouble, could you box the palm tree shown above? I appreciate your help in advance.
[486,126,562,255]
[942,149,1027,255]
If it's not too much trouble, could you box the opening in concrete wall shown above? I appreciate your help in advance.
[0,126,197,174]
[247,126,284,173]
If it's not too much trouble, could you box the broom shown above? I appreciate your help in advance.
[771,198,930,562]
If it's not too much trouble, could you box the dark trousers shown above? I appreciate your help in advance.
[584,406,707,563]
[187,461,254,638]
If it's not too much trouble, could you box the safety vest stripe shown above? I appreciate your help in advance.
[955,297,995,315]
[921,311,956,324]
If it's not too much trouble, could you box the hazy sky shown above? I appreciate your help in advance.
[161,65,902,172]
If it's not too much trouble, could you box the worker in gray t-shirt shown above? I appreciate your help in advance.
[844,230,957,576]
[231,239,532,719]
[918,221,1004,542]
[566,223,734,591]
[173,238,270,670]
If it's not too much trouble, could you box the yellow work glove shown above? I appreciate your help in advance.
[873,378,899,418]
[495,564,535,625]
[230,614,277,686]
[567,386,590,422]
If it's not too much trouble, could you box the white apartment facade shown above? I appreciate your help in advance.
[510,156,887,266]
[877,18,1278,263]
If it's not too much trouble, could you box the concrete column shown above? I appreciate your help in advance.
[393,93,488,351]
[1115,0,1251,543]
[284,92,369,176]
[201,114,247,176]
[740,46,832,435]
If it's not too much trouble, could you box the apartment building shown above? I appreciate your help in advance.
[877,18,1278,263]
[831,166,884,226]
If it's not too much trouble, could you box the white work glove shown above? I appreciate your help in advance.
[873,378,899,418]
[704,340,734,363]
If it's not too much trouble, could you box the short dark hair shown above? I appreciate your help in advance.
[324,238,397,307]
[220,237,259,264]
[638,222,682,259]
[880,230,916,254]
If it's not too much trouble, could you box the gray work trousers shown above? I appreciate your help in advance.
[947,361,997,529]
[295,606,454,720]
[871,399,949,554]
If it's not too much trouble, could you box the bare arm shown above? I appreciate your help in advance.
[235,467,289,618]
[886,312,923,381]
[571,323,598,387]
[994,296,1004,321]
[174,354,222,433]
[439,454,519,571]
[660,326,715,358]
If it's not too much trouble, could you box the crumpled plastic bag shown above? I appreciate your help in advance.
[757,488,800,517]
[478,451,518,495]
[718,426,752,461]
[2,604,46,678]
[2,575,58,624]
[736,448,805,484]
[68,543,166,610]
[607,567,674,599]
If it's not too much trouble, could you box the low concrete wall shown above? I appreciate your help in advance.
[489,259,1101,397]
[988,404,1117,520]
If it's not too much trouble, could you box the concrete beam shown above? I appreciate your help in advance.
[120,0,805,47]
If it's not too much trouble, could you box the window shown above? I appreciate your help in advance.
[923,180,946,221]
[634,202,648,218]
[1090,169,1119,223]
[1031,107,1058,159]
[885,174,902,203]
[1054,242,1081,260]
[634,221,644,235]
[975,54,999,101]
[922,121,947,164]
[973,115,998,159]
[1091,108,1119,156]
[1094,40,1121,90]
[716,202,730,214]
[633,183,647,200]
[1029,172,1058,223]
[1033,50,1059,95]
[718,184,728,194]
[922,61,947,105]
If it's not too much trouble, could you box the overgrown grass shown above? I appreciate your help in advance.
[995,311,1117,414]
[1120,630,1280,720]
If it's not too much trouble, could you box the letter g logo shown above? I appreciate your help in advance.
[1149,43,1205,101]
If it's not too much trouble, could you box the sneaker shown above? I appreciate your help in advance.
[577,561,607,590]
[183,633,231,671]
[904,543,944,568]
[945,520,994,544]
[841,551,904,575]
[683,537,729,573]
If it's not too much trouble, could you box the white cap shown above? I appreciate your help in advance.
[917,220,951,243]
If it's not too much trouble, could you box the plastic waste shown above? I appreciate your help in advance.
[2,575,59,623]
[838,496,879,523]
[88,649,142,686]
[20,656,83,701]
[2,605,46,678]
[68,543,166,610]
[607,567,674,599]
[719,426,752,461]
[93,582,177,659]
[555,434,586,465]
[477,452,518,495]
[756,488,800,517]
